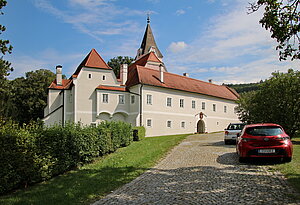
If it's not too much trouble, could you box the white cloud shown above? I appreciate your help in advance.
[168,41,188,53]
[175,9,186,16]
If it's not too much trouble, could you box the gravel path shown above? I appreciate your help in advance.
[93,133,300,204]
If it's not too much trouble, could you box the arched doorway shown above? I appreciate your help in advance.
[197,120,205,133]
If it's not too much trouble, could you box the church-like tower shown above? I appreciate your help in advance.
[136,16,163,61]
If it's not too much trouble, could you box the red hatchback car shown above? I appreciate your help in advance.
[236,123,293,163]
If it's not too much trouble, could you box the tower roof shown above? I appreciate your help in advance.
[137,18,163,59]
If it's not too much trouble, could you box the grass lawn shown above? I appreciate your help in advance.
[273,137,300,194]
[0,133,189,205]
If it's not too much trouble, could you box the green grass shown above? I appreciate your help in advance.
[273,137,300,194]
[0,133,189,205]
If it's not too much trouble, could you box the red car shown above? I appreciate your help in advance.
[236,123,293,163]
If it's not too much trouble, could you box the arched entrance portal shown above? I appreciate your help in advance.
[197,120,205,133]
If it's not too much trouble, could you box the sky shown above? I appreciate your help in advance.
[1,0,298,84]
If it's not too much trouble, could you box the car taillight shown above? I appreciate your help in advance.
[225,131,229,135]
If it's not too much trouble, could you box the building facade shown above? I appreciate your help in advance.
[43,19,240,137]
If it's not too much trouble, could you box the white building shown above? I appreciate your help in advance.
[43,19,240,137]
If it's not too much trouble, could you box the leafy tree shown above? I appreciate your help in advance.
[249,0,300,60]
[10,69,55,124]
[226,82,262,94]
[236,69,300,137]
[107,56,134,78]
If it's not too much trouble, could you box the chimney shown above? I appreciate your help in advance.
[183,73,189,77]
[120,64,128,85]
[56,65,62,86]
[159,64,164,83]
[208,79,212,83]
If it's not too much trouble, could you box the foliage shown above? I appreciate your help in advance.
[0,133,189,205]
[0,120,132,195]
[133,126,146,141]
[236,69,300,137]
[249,0,300,60]
[0,0,12,55]
[107,56,134,78]
[226,82,262,94]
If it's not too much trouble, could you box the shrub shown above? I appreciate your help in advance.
[132,126,146,141]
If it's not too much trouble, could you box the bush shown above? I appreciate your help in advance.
[0,120,133,194]
[132,126,146,141]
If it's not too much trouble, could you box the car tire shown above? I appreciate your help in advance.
[284,157,292,163]
[239,157,247,163]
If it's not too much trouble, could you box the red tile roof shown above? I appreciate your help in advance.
[96,85,127,92]
[130,52,161,69]
[49,79,73,90]
[126,65,239,101]
[73,48,111,78]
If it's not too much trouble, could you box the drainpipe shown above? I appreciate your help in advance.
[62,90,65,126]
[139,84,143,126]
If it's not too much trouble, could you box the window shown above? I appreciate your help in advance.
[180,99,184,108]
[102,94,108,103]
[147,94,152,105]
[192,100,196,109]
[131,95,135,104]
[213,104,216,112]
[147,119,152,127]
[167,97,172,107]
[167,120,172,128]
[224,105,227,113]
[119,95,125,104]
[102,75,106,80]
[202,102,206,110]
[88,73,92,79]
[181,121,185,128]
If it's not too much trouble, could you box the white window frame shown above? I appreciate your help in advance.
[180,99,184,108]
[181,121,185,128]
[192,100,196,109]
[102,75,106,81]
[119,95,125,104]
[88,73,92,79]
[167,120,172,128]
[202,102,206,110]
[167,97,172,107]
[102,94,108,103]
[147,94,152,105]
[147,119,152,127]
[213,104,216,112]
[131,95,135,104]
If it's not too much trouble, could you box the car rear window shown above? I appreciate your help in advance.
[227,124,245,130]
[245,126,283,136]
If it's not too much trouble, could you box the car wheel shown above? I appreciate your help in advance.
[239,157,247,163]
[284,157,292,163]
[224,140,230,145]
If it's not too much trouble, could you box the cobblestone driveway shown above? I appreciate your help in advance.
[93,133,300,204]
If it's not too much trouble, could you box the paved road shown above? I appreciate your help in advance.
[93,133,300,204]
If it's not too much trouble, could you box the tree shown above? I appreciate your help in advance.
[249,0,300,60]
[107,56,134,78]
[236,69,300,137]
[10,69,55,124]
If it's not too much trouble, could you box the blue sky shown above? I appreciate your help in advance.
[2,0,298,84]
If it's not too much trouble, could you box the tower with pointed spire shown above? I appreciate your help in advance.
[136,15,163,61]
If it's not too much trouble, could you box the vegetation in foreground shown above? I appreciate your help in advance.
[0,133,189,205]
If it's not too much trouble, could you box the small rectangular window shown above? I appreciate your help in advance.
[167,120,172,128]
[102,94,108,103]
[167,97,172,107]
[224,105,227,113]
[147,119,152,127]
[102,75,106,80]
[181,121,185,128]
[147,94,152,105]
[88,73,92,79]
[119,95,125,104]
[180,99,184,108]
[131,95,135,104]
[192,100,196,109]
[202,102,206,110]
[213,104,216,112]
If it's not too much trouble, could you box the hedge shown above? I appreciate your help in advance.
[0,120,132,195]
